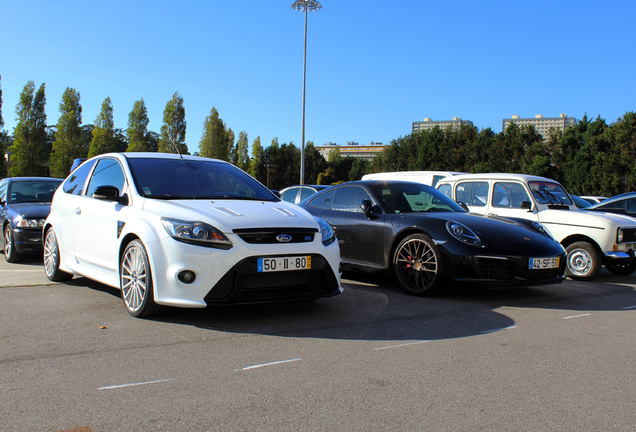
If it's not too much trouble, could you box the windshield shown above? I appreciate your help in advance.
[7,180,62,203]
[529,181,573,205]
[127,158,279,201]
[369,182,465,213]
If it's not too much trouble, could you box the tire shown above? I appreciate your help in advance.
[604,258,636,276]
[565,241,601,280]
[4,224,24,263]
[120,239,162,318]
[393,233,443,296]
[43,228,73,282]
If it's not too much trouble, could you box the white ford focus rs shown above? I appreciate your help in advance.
[43,152,342,318]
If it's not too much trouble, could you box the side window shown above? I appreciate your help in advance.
[62,159,97,195]
[281,187,300,203]
[626,199,636,214]
[0,180,7,203]
[437,183,451,198]
[85,159,126,198]
[308,189,335,210]
[598,200,624,211]
[332,186,371,212]
[456,182,489,207]
[299,187,317,202]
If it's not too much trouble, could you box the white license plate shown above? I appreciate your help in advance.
[529,257,560,269]
[257,256,311,272]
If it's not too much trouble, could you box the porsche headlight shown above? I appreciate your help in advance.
[16,218,46,229]
[531,221,553,237]
[315,217,336,246]
[446,221,482,246]
[161,217,233,249]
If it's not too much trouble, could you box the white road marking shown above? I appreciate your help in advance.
[563,313,592,319]
[235,358,302,371]
[478,325,517,334]
[623,305,636,310]
[0,269,44,272]
[374,340,429,350]
[97,378,174,390]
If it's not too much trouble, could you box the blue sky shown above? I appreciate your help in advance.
[1,0,635,152]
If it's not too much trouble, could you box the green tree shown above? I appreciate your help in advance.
[10,81,48,177]
[49,87,84,177]
[199,107,227,160]
[158,92,188,154]
[226,128,235,163]
[126,99,153,152]
[234,131,250,171]
[88,97,117,157]
[0,74,5,177]
[249,136,266,183]
[303,141,328,184]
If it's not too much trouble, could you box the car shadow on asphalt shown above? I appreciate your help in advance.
[149,270,636,342]
[56,267,636,343]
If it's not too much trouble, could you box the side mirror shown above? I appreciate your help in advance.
[520,201,532,211]
[93,185,128,205]
[360,199,373,216]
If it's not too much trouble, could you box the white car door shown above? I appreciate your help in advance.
[72,158,127,275]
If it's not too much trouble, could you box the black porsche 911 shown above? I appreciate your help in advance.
[0,177,63,263]
[298,180,567,295]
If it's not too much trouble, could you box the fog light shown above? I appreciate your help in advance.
[178,270,196,284]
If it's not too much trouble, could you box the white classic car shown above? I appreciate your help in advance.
[437,173,636,280]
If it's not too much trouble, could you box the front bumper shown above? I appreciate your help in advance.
[12,228,45,254]
[441,252,567,287]
[144,233,343,308]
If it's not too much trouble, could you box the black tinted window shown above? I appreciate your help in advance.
[86,159,126,197]
[127,157,277,201]
[63,159,97,195]
[308,189,336,210]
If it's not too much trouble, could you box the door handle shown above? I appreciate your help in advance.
[73,207,81,215]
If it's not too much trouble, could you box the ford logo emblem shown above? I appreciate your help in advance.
[276,234,293,243]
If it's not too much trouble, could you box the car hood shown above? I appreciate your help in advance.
[400,212,562,254]
[538,208,636,226]
[5,202,53,218]
[140,198,320,232]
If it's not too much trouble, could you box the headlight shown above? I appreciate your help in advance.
[531,221,553,237]
[16,218,46,228]
[161,217,233,249]
[315,217,336,246]
[446,221,482,246]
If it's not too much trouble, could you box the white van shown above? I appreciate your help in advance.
[361,171,464,187]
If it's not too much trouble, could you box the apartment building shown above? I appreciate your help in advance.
[315,141,388,161]
[502,114,577,138]
[412,117,474,133]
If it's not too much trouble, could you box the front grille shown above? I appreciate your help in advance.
[233,227,317,244]
[476,256,564,281]
[620,227,636,243]
[204,254,339,304]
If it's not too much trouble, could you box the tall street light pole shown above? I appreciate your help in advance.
[291,0,322,185]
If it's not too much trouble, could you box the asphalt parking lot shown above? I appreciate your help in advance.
[1,254,635,432]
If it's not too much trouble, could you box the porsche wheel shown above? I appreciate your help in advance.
[120,239,162,318]
[393,233,443,296]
